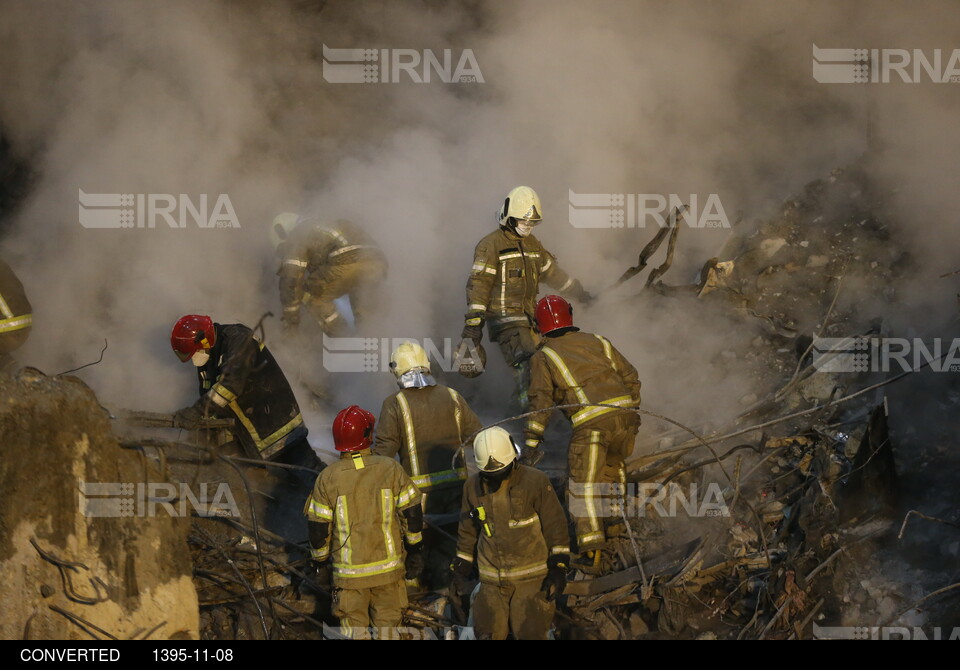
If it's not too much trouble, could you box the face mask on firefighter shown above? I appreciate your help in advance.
[191,351,210,367]
[513,218,540,237]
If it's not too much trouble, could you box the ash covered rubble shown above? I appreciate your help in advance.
[547,161,959,640]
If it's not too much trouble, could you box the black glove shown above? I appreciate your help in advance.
[460,324,483,344]
[540,554,569,602]
[311,559,332,588]
[405,545,425,581]
[448,557,474,599]
[173,405,203,430]
[296,559,331,596]
[580,290,596,307]
[520,444,544,467]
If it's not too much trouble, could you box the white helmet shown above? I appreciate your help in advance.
[270,212,300,251]
[473,426,518,473]
[497,186,543,235]
[389,341,436,389]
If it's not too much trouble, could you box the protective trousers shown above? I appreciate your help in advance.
[334,579,408,640]
[567,413,639,551]
[473,579,555,640]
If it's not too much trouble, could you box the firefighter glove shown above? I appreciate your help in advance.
[541,554,569,602]
[173,405,203,430]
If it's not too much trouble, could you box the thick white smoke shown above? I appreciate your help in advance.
[0,0,958,456]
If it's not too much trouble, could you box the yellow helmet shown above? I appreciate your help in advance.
[497,186,543,227]
[473,426,518,473]
[390,341,430,377]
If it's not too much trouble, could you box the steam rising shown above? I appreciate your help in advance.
[1,0,958,455]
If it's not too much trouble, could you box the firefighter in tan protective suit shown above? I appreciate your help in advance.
[457,186,592,403]
[271,213,387,336]
[304,405,424,639]
[373,341,482,589]
[522,295,641,573]
[0,257,32,374]
[450,427,570,640]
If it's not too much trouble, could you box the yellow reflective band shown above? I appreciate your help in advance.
[466,318,482,326]
[526,419,545,435]
[541,347,589,405]
[471,263,491,275]
[284,258,308,267]
[307,498,333,521]
[499,261,507,314]
[558,277,574,292]
[230,404,305,459]
[0,314,32,333]
[479,561,547,582]
[456,551,473,563]
[405,532,423,545]
[570,396,635,428]
[396,483,419,509]
[508,514,539,528]
[526,252,541,258]
[208,390,229,408]
[211,383,236,402]
[329,244,376,257]
[468,304,486,312]
[448,387,463,439]
[333,555,404,578]
[524,439,540,449]
[485,267,496,275]
[584,431,601,536]
[395,393,420,476]
[311,546,329,560]
[0,293,13,318]
[498,252,523,260]
[353,454,365,470]
[380,488,397,559]
[336,495,351,566]
[541,257,553,272]
[578,531,605,545]
[595,334,616,370]
[550,546,571,555]
[411,468,468,490]
[283,305,300,313]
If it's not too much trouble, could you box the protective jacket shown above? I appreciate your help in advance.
[373,385,482,491]
[523,329,641,448]
[463,227,587,341]
[194,323,306,459]
[279,219,386,316]
[456,465,569,584]
[304,449,422,589]
[0,258,32,354]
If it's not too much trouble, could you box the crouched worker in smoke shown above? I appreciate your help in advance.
[169,314,322,478]
[522,296,641,574]
[270,213,387,337]
[450,427,570,640]
[373,341,482,590]
[304,406,425,639]
[0,257,32,375]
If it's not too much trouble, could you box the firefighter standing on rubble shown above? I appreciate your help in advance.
[170,314,321,474]
[0,257,31,375]
[271,213,387,337]
[373,341,482,590]
[522,295,641,573]
[304,406,425,639]
[457,186,593,404]
[451,426,570,640]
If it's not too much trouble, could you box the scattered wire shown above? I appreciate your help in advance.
[57,339,108,376]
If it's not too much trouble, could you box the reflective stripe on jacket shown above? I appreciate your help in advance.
[304,449,422,589]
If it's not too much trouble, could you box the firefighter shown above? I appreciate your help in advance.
[0,257,32,375]
[169,314,321,474]
[271,213,387,337]
[450,426,570,640]
[522,295,641,572]
[372,341,482,589]
[457,186,592,405]
[304,405,425,639]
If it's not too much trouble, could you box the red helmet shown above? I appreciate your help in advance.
[171,315,216,362]
[333,405,376,452]
[535,295,574,335]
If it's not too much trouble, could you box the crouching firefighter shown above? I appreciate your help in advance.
[522,296,641,573]
[450,427,570,640]
[169,314,321,474]
[373,341,482,590]
[304,406,425,639]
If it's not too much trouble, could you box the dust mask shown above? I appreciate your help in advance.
[191,350,210,367]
